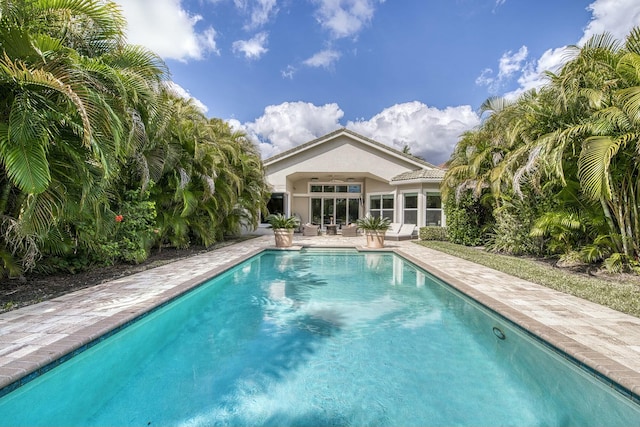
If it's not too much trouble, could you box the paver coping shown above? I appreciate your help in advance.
[1,233,640,403]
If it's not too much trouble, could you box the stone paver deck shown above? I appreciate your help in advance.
[1,233,640,403]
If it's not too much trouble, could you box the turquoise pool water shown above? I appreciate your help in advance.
[1,249,639,426]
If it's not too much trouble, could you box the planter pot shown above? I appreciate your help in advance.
[364,230,386,249]
[273,228,294,248]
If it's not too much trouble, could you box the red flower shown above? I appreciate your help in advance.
[115,215,124,223]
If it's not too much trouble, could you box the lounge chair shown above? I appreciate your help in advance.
[341,223,358,237]
[388,222,401,234]
[302,223,319,236]
[386,223,416,241]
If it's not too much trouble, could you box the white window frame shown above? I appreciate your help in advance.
[402,192,418,225]
[425,191,443,226]
[368,193,395,221]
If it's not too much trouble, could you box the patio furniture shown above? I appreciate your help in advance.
[386,223,416,241]
[326,224,337,235]
[341,224,358,237]
[302,223,320,236]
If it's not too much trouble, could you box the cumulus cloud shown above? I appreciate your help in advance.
[347,102,481,165]
[476,46,528,94]
[303,49,342,68]
[504,46,568,99]
[232,32,269,60]
[237,102,345,158]
[313,0,379,39]
[580,0,640,44]
[233,101,479,165]
[115,0,219,61]
[492,0,640,98]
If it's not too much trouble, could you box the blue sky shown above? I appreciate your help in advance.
[116,0,640,165]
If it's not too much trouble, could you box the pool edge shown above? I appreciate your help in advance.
[0,245,267,398]
[395,248,640,405]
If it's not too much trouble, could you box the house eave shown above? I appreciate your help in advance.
[390,178,442,186]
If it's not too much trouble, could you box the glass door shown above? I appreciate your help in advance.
[336,198,347,227]
[348,198,360,224]
[323,198,335,226]
[311,198,322,225]
[311,196,361,229]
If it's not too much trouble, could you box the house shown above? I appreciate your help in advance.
[263,128,445,231]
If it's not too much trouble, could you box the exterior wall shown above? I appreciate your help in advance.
[292,196,308,222]
[265,135,423,191]
[263,130,446,228]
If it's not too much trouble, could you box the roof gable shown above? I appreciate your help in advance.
[264,128,438,169]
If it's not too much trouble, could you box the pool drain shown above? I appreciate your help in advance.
[492,326,506,340]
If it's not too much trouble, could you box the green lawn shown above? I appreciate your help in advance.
[416,241,640,318]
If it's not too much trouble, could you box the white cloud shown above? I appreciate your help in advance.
[303,49,342,68]
[247,0,279,30]
[498,46,528,77]
[504,46,568,99]
[230,0,278,29]
[281,65,296,79]
[233,101,479,165]
[232,32,269,60]
[496,0,640,98]
[115,0,219,61]
[313,0,379,39]
[580,0,640,44]
[346,102,480,166]
[238,102,345,158]
[476,46,528,94]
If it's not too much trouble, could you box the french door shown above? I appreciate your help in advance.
[311,197,360,228]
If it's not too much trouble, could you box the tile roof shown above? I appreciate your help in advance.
[391,168,446,182]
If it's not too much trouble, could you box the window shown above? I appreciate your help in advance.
[425,192,442,226]
[403,193,418,224]
[370,194,394,220]
[309,183,362,194]
[263,193,285,223]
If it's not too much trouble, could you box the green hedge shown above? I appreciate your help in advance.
[419,226,448,241]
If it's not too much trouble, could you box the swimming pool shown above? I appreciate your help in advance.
[0,249,639,426]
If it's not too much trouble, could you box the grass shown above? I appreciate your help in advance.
[416,240,640,318]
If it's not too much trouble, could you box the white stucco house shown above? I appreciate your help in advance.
[263,128,446,231]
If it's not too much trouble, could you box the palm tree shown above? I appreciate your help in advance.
[444,26,640,271]
[147,95,269,249]
[0,0,168,275]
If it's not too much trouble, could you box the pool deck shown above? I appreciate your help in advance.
[1,233,640,401]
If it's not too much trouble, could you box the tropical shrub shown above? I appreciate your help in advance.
[442,27,640,272]
[419,226,448,241]
[266,214,300,229]
[0,2,271,276]
[443,192,493,246]
[356,215,391,231]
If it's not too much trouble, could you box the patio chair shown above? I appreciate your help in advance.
[386,223,416,241]
[388,222,401,234]
[302,223,319,236]
[341,223,358,237]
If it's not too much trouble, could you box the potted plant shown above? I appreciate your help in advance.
[356,216,391,249]
[266,213,300,248]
